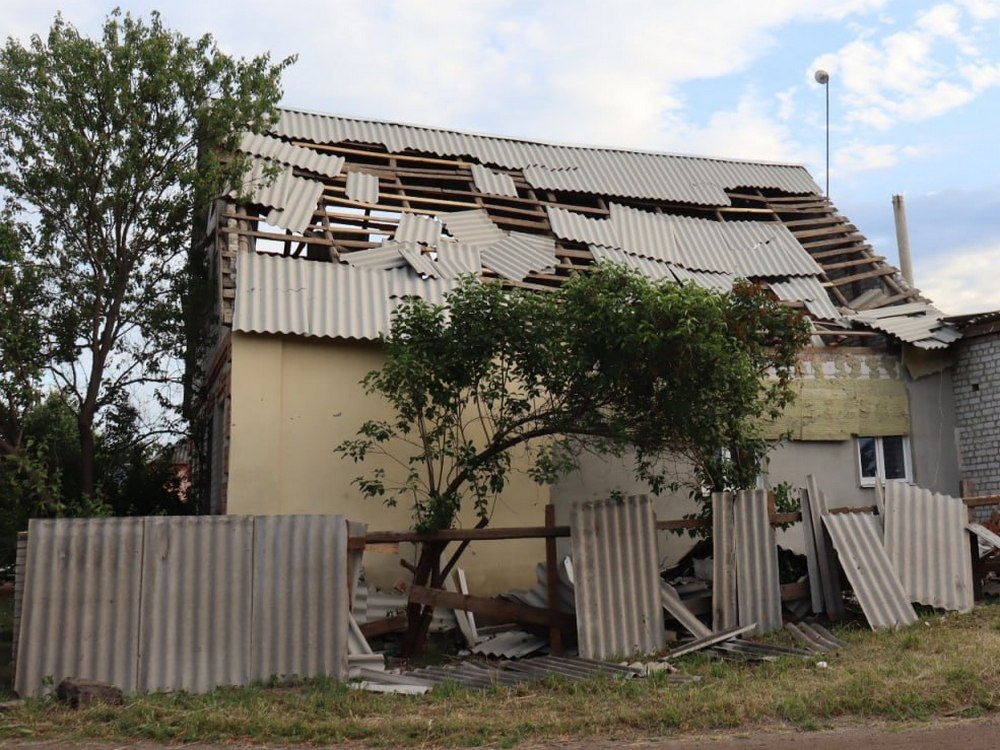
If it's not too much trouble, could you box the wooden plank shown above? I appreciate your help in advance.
[822,256,885,271]
[365,525,571,544]
[359,615,408,639]
[827,266,898,286]
[544,504,563,656]
[967,495,1000,510]
[408,585,576,631]
[809,243,874,259]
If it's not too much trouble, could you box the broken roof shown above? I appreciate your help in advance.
[215,108,957,348]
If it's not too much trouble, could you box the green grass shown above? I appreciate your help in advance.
[2,603,1000,747]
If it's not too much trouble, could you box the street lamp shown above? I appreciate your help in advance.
[814,69,830,198]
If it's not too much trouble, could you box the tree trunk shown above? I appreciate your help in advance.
[402,541,446,658]
[78,414,95,500]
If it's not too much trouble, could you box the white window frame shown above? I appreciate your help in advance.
[856,435,911,487]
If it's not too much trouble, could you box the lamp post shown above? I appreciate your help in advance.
[815,69,830,198]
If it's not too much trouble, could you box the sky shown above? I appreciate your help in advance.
[6,0,1000,314]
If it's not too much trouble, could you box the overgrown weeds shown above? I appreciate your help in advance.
[2,602,999,747]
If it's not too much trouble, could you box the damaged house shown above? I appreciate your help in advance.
[193,107,964,593]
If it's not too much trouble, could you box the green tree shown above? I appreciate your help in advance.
[0,213,45,461]
[0,11,293,497]
[338,264,810,653]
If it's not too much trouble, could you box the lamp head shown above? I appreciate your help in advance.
[815,69,830,85]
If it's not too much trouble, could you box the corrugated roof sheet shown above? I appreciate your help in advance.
[668,263,736,292]
[397,243,442,278]
[395,212,443,245]
[471,630,547,658]
[345,171,379,204]
[803,477,845,619]
[471,163,518,197]
[239,132,345,178]
[344,244,408,270]
[546,206,619,247]
[589,245,675,281]
[610,202,677,263]
[848,303,959,349]
[233,252,460,341]
[968,523,1000,551]
[433,239,483,279]
[439,208,506,246]
[660,581,711,638]
[733,489,783,635]
[271,108,820,205]
[769,276,842,321]
[883,483,973,613]
[237,157,324,234]
[570,495,665,660]
[481,232,557,281]
[822,512,917,630]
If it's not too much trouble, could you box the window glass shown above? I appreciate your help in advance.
[857,437,877,479]
[882,436,907,480]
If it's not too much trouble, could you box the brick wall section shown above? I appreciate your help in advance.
[952,331,1000,508]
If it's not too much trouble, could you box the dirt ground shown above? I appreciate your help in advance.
[4,714,1000,750]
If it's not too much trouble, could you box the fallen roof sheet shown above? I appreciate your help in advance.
[822,512,917,630]
[660,581,712,639]
[471,630,547,659]
[662,624,757,659]
[784,622,846,653]
[968,523,1000,551]
[271,108,821,205]
[883,482,973,613]
[803,477,844,619]
[711,638,813,662]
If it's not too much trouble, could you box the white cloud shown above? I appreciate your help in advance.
[918,242,1000,314]
[810,2,1000,131]
[955,0,1000,20]
[662,90,814,164]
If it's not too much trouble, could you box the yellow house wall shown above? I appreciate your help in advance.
[226,332,548,595]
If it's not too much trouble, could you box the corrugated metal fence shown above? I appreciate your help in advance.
[15,515,348,697]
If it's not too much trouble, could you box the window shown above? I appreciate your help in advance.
[856,436,911,486]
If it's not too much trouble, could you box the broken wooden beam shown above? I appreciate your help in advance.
[408,585,576,631]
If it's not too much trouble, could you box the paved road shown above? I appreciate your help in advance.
[5,715,1000,749]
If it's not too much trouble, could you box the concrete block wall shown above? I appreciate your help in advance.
[952,332,1000,498]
